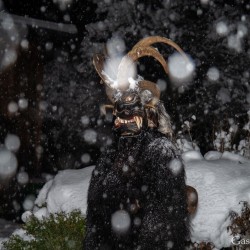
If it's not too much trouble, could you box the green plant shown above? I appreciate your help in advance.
[3,210,86,250]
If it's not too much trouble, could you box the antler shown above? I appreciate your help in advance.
[116,36,188,92]
[116,46,169,85]
[93,54,112,86]
[132,36,187,59]
[93,36,188,103]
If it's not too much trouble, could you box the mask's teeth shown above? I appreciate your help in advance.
[135,116,140,128]
[139,117,142,128]
[115,118,119,125]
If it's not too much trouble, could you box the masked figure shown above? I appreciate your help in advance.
[84,36,198,250]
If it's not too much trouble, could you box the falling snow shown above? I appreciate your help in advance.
[4,134,21,152]
[0,147,18,181]
[1,1,250,249]
[16,171,29,185]
[111,210,131,235]
[168,53,195,87]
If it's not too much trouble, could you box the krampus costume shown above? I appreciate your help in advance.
[84,36,197,250]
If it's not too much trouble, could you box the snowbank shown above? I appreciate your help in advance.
[22,151,250,249]
[32,166,94,217]
[184,151,250,249]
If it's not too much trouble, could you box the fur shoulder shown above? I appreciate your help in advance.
[146,136,179,160]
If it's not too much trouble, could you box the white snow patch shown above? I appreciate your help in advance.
[185,158,250,248]
[204,151,222,160]
[34,166,94,216]
[33,207,48,221]
[21,211,32,223]
[221,151,250,164]
[182,150,204,163]
[34,179,53,208]
[12,228,34,241]
[177,138,200,153]
[127,77,138,89]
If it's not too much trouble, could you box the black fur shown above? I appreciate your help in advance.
[84,129,189,250]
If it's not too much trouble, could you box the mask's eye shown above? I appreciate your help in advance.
[125,95,134,102]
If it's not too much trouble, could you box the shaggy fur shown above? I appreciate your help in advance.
[84,129,189,250]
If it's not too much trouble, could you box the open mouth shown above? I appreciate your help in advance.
[114,116,143,130]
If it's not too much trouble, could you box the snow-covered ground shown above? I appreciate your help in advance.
[1,150,250,249]
[0,219,20,249]
[184,150,250,248]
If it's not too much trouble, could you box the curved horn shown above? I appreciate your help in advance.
[117,46,169,86]
[132,36,188,59]
[116,36,188,88]
[93,54,116,103]
[138,80,161,104]
[93,36,188,103]
[127,46,169,74]
[93,54,111,85]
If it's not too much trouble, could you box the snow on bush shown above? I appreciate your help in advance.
[2,210,85,250]
[33,166,94,215]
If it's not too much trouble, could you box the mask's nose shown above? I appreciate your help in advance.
[115,101,133,118]
[115,101,125,112]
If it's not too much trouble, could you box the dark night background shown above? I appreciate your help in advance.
[0,0,250,223]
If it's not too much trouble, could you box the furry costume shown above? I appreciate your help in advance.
[84,130,189,249]
[84,36,196,249]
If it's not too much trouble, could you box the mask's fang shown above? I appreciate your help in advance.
[134,116,140,129]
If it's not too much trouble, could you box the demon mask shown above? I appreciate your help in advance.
[93,36,188,138]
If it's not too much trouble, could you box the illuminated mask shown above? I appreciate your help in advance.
[93,36,188,137]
